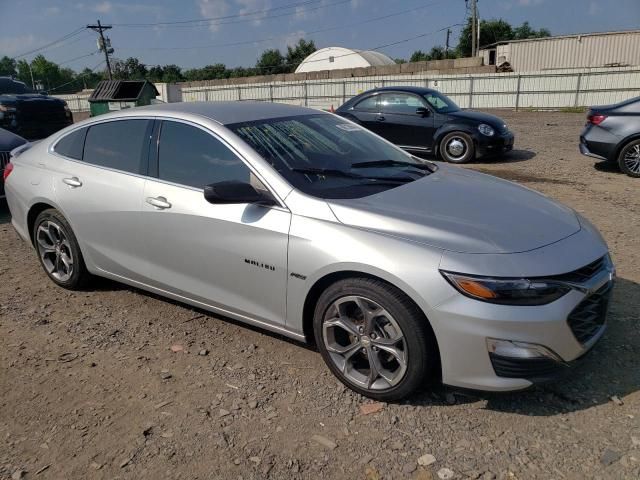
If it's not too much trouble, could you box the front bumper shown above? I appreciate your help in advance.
[475,131,514,158]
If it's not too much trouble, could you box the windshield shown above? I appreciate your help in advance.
[0,78,33,95]
[227,114,435,199]
[423,91,459,113]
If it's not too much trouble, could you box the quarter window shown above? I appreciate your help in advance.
[379,93,426,115]
[54,127,87,160]
[157,121,252,189]
[83,120,151,174]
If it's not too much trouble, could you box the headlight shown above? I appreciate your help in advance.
[478,124,495,136]
[441,271,571,305]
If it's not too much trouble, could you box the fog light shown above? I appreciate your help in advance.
[486,338,562,361]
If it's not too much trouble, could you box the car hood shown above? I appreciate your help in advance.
[326,164,581,254]
[0,93,65,105]
[447,110,507,129]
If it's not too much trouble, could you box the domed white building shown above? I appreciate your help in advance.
[295,46,395,73]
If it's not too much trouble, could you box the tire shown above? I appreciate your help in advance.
[313,277,438,401]
[32,209,91,290]
[617,139,640,177]
[439,131,475,164]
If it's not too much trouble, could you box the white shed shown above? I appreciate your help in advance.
[295,47,395,73]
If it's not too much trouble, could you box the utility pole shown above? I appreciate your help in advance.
[470,0,478,57]
[445,28,451,56]
[87,19,113,80]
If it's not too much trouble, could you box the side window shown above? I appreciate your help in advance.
[379,93,426,115]
[54,127,87,160]
[157,121,252,189]
[353,95,379,112]
[83,120,151,174]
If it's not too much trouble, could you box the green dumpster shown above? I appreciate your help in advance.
[88,80,160,117]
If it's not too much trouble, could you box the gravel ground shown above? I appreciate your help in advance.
[1,111,639,480]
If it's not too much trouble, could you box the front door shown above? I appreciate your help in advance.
[51,119,152,281]
[140,120,291,326]
[378,92,436,153]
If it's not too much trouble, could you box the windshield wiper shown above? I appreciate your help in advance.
[351,159,434,172]
[291,167,415,183]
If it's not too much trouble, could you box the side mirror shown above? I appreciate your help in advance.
[204,180,276,206]
[416,107,430,117]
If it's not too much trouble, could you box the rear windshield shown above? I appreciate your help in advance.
[227,114,433,199]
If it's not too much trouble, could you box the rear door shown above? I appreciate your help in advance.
[378,92,436,152]
[139,119,291,326]
[51,119,152,281]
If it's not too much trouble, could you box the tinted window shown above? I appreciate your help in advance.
[422,91,459,113]
[158,121,251,189]
[379,93,426,115]
[54,128,87,160]
[354,95,379,112]
[83,120,150,174]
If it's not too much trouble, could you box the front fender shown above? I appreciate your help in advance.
[433,123,479,156]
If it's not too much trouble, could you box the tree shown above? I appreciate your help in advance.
[410,46,456,63]
[0,56,17,77]
[514,21,551,40]
[457,17,550,57]
[285,39,316,70]
[256,49,285,75]
[112,57,148,80]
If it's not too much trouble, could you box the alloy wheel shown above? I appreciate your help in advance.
[623,144,640,174]
[36,220,74,282]
[322,295,407,390]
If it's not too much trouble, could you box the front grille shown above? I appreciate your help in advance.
[549,256,606,283]
[567,282,612,345]
[489,354,565,380]
[0,151,10,170]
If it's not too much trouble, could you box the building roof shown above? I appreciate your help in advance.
[295,47,395,73]
[480,29,640,50]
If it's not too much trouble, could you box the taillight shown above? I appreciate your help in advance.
[3,161,13,181]
[587,114,607,126]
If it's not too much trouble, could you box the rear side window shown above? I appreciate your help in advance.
[54,128,87,160]
[157,121,251,189]
[83,120,151,174]
[354,95,379,112]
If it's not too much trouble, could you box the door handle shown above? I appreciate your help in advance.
[376,115,386,121]
[62,177,82,188]
[146,196,172,210]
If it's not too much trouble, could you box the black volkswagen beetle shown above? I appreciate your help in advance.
[335,86,514,163]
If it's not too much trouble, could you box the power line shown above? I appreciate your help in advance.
[112,0,348,28]
[58,50,101,67]
[124,1,448,52]
[13,27,85,59]
[48,59,105,93]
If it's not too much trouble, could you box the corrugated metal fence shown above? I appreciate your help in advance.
[56,67,640,112]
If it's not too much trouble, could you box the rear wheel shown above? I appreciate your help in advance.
[618,139,640,177]
[33,209,91,289]
[313,277,438,401]
[440,131,475,164]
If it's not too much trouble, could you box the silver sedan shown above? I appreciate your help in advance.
[4,102,614,400]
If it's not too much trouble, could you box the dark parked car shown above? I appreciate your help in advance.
[0,77,73,139]
[580,96,640,177]
[335,86,514,163]
[1,127,27,199]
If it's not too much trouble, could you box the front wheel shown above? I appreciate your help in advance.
[439,131,475,164]
[313,277,438,401]
[617,139,640,177]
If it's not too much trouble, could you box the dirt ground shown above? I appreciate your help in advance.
[1,111,639,480]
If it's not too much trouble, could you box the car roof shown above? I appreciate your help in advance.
[122,101,327,125]
[365,86,438,95]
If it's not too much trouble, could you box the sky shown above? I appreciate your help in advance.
[0,0,639,72]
